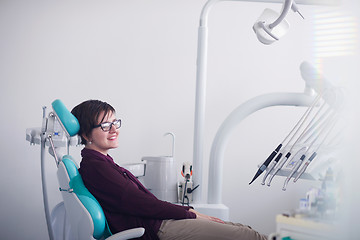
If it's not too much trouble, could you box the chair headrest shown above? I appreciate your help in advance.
[52,99,80,137]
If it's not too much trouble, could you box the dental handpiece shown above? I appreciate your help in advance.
[268,97,329,186]
[282,154,306,191]
[293,111,340,182]
[293,152,317,182]
[265,95,324,186]
[261,152,282,185]
[249,144,282,185]
[267,152,291,186]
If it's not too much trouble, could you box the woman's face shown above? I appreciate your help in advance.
[85,111,119,155]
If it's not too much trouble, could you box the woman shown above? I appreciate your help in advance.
[71,99,267,240]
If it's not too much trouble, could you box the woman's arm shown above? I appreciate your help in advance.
[81,160,196,220]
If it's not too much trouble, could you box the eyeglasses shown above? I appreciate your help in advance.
[93,119,121,132]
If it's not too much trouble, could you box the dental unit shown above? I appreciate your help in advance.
[206,57,342,216]
[193,0,314,210]
[103,0,338,225]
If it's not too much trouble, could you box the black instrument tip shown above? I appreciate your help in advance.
[249,170,262,185]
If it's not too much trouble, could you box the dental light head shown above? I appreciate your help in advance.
[253,0,304,45]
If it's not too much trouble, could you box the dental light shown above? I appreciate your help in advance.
[253,0,304,45]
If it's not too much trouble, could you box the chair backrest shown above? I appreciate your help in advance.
[58,155,112,239]
[52,99,111,239]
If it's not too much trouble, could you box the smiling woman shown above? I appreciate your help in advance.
[70,99,267,240]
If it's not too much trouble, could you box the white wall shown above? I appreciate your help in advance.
[0,0,359,239]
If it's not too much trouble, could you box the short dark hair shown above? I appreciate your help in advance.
[71,100,115,145]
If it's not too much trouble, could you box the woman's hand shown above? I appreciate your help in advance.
[189,209,225,224]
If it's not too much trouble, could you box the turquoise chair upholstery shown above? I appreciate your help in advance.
[52,99,80,137]
[62,156,112,239]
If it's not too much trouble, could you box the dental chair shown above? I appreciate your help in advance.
[27,99,145,240]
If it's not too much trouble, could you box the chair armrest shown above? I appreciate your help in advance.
[105,227,145,240]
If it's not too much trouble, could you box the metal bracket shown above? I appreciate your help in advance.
[59,187,73,193]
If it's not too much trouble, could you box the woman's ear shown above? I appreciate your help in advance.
[82,134,91,144]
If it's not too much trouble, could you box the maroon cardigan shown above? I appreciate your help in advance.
[79,148,196,240]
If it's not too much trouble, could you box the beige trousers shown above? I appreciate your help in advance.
[157,219,268,240]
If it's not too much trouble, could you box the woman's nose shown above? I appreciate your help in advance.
[109,123,118,133]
